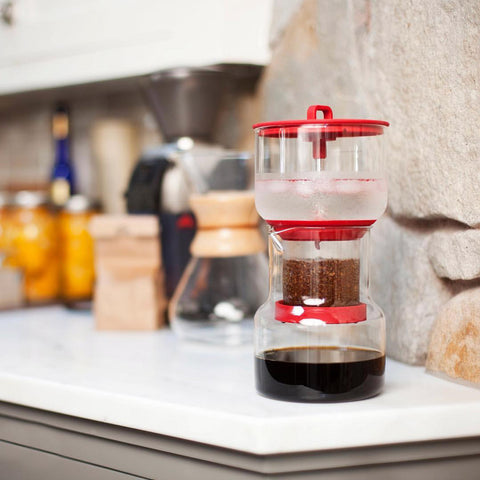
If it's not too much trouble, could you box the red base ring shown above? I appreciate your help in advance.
[275,301,367,324]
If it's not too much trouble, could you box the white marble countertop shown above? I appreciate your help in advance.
[0,306,480,455]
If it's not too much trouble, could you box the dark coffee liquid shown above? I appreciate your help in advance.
[255,346,385,403]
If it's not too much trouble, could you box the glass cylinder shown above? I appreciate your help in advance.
[253,105,389,402]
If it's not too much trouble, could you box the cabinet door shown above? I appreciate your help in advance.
[0,441,142,480]
[0,0,272,95]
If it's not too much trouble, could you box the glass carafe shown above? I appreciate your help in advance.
[170,153,268,345]
[253,105,389,402]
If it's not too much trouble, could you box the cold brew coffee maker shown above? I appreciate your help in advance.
[253,105,389,402]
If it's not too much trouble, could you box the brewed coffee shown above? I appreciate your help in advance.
[255,346,385,402]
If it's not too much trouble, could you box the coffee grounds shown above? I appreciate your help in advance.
[283,258,359,306]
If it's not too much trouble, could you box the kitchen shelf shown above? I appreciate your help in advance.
[0,306,479,479]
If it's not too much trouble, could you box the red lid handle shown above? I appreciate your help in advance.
[307,105,333,120]
[307,106,332,159]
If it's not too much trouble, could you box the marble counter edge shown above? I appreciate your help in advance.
[1,372,480,455]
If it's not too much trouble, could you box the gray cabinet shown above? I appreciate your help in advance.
[0,442,141,480]
[1,401,480,479]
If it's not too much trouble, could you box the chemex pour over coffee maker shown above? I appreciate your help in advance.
[170,152,268,345]
[253,105,389,402]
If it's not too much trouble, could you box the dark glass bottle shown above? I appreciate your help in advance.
[51,104,75,207]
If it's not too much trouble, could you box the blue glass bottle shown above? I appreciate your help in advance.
[51,104,75,207]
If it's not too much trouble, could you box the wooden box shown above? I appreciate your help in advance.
[90,215,166,330]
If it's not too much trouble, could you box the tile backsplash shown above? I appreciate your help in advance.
[0,84,259,200]
[0,89,161,199]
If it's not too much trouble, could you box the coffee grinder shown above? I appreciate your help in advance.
[127,65,263,299]
[126,66,229,298]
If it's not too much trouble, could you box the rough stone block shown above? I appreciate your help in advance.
[370,216,452,365]
[428,229,480,280]
[362,1,480,227]
[426,288,480,385]
[266,0,480,227]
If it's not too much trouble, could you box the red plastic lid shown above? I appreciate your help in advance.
[253,105,389,137]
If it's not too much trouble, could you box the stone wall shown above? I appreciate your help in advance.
[261,0,480,370]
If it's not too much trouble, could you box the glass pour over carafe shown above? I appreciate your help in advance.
[253,105,389,402]
[170,152,268,345]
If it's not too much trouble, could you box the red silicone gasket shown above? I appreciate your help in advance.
[275,301,367,324]
[267,220,374,241]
